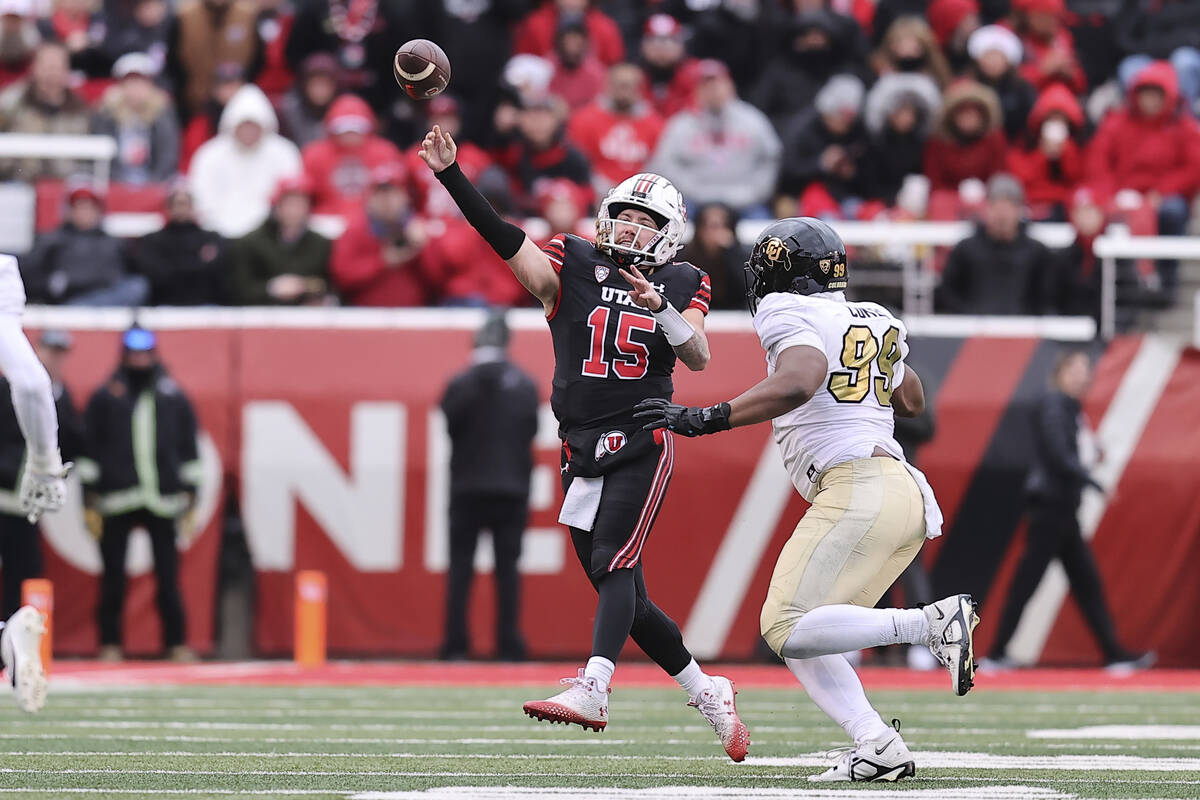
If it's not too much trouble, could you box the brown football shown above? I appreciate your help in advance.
[393,39,451,100]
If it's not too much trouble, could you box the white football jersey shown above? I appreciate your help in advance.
[0,254,26,316]
[753,290,910,502]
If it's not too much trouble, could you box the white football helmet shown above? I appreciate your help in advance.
[595,173,687,267]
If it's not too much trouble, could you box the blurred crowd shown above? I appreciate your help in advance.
[1,0,1199,315]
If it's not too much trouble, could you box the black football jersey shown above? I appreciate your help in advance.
[543,233,711,431]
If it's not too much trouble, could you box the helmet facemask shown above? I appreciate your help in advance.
[596,204,671,267]
[595,173,686,267]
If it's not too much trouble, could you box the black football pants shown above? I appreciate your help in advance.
[988,499,1124,661]
[0,512,41,620]
[97,509,186,649]
[441,493,528,658]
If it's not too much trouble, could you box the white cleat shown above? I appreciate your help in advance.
[522,669,608,732]
[1,606,47,713]
[688,675,750,762]
[924,593,980,696]
[809,719,916,783]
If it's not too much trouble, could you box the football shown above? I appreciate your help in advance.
[393,39,451,100]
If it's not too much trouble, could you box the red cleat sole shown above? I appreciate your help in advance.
[724,719,750,762]
[522,700,606,732]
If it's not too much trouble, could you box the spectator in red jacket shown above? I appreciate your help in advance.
[1007,84,1085,220]
[1087,61,1200,293]
[923,79,1007,193]
[548,15,606,110]
[330,163,435,307]
[567,62,663,194]
[1005,0,1086,94]
[514,0,624,67]
[406,95,495,219]
[437,175,530,307]
[638,13,696,118]
[302,94,403,215]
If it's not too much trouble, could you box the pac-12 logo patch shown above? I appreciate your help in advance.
[595,430,626,460]
[594,265,610,283]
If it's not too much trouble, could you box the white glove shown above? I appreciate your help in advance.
[20,450,72,523]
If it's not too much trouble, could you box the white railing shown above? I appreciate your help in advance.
[1093,233,1200,340]
[0,134,116,187]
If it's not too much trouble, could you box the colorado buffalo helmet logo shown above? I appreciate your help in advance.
[595,430,627,460]
[763,237,789,269]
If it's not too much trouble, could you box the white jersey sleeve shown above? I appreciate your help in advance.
[0,255,59,465]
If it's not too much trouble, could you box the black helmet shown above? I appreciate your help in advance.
[744,217,847,314]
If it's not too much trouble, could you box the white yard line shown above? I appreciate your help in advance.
[352,788,1072,800]
[1029,725,1200,740]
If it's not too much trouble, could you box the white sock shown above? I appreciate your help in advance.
[781,605,929,660]
[786,654,891,744]
[584,656,615,693]
[671,658,711,699]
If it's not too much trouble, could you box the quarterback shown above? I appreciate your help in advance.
[636,218,978,782]
[419,126,749,760]
[0,253,70,713]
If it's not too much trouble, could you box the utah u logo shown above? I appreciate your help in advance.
[595,430,627,460]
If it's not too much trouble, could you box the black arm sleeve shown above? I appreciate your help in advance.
[434,163,526,260]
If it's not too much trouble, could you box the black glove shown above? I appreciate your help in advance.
[633,398,732,437]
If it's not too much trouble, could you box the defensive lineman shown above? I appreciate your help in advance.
[636,218,978,782]
[0,253,70,713]
[419,127,749,760]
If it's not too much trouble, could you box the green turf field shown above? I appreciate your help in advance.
[0,684,1198,798]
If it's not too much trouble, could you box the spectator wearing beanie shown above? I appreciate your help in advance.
[405,95,495,219]
[871,17,953,89]
[937,173,1055,314]
[779,74,871,218]
[23,178,150,306]
[923,79,1007,192]
[331,164,436,307]
[231,175,332,305]
[1007,84,1086,220]
[1086,61,1200,293]
[514,0,624,67]
[1005,0,1087,93]
[92,53,180,184]
[637,14,697,119]
[926,0,981,73]
[301,93,403,216]
[753,11,867,130]
[189,83,302,238]
[1117,0,1200,112]
[567,62,664,195]
[861,73,942,205]
[548,15,606,110]
[968,24,1037,141]
[127,179,231,306]
[650,59,781,217]
[277,53,338,148]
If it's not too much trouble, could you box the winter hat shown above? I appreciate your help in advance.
[967,25,1022,66]
[324,94,375,136]
[987,173,1025,205]
[643,13,682,40]
[815,74,865,117]
[474,310,510,350]
[368,162,407,189]
[65,175,105,206]
[0,0,32,17]
[271,174,314,206]
[1013,0,1066,15]
[927,0,979,47]
[112,52,158,80]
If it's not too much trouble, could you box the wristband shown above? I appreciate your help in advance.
[29,449,63,474]
[652,298,695,346]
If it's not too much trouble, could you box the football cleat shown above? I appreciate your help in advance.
[688,675,750,762]
[809,719,916,783]
[924,594,980,696]
[1,606,48,713]
[522,669,608,732]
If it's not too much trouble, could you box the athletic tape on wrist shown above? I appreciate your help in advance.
[652,299,695,346]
